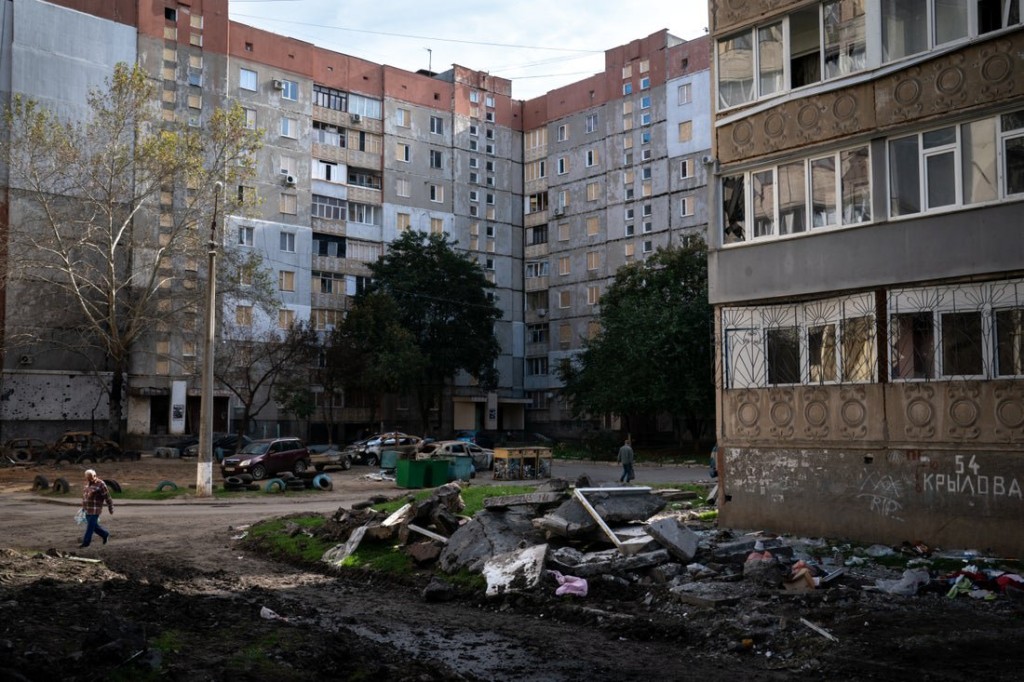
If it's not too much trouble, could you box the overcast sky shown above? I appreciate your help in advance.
[230,0,710,100]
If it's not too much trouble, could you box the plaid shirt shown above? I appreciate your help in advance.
[82,479,113,515]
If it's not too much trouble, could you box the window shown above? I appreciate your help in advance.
[348,202,379,225]
[486,128,494,139]
[280,117,297,138]
[892,312,935,379]
[430,217,444,234]
[889,127,958,216]
[486,193,495,205]
[236,305,253,327]
[1002,110,1024,196]
[430,116,444,134]
[281,79,298,101]
[640,76,650,90]
[526,261,550,279]
[485,94,495,107]
[677,82,692,105]
[527,357,549,376]
[557,124,568,141]
[558,323,572,349]
[278,308,295,329]
[642,221,653,233]
[557,157,568,175]
[996,308,1024,376]
[486,143,495,155]
[587,286,600,305]
[313,159,338,182]
[642,166,653,180]
[312,194,345,220]
[430,149,443,169]
[622,64,633,79]
[469,157,479,169]
[586,251,600,271]
[470,90,480,103]
[558,256,570,276]
[678,120,692,142]
[528,323,548,343]
[941,311,984,376]
[469,139,478,151]
[237,225,255,247]
[767,327,801,384]
[470,172,479,184]
[625,223,635,236]
[640,95,651,110]
[470,190,479,202]
[396,108,409,127]
[525,160,546,181]
[586,113,598,133]
[557,223,570,241]
[429,184,444,202]
[485,111,495,122]
[623,82,633,95]
[313,84,347,111]
[313,121,344,147]
[397,212,411,232]
[279,193,297,215]
[808,324,837,382]
[558,290,571,308]
[313,234,346,258]
[586,216,600,235]
[624,242,636,258]
[586,149,599,167]
[642,131,652,145]
[239,68,257,91]
[680,159,693,179]
[680,196,694,217]
[280,232,296,252]
[625,207,635,221]
[243,107,256,130]
[642,240,653,254]
[486,160,495,172]
[642,204,652,217]
[396,177,410,197]
[396,143,410,162]
[279,270,295,292]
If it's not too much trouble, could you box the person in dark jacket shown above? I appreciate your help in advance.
[80,469,114,547]
[617,439,635,483]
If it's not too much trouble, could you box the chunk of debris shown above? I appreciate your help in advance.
[483,492,564,510]
[422,576,458,603]
[713,536,793,564]
[646,517,700,563]
[439,509,546,574]
[547,548,670,578]
[655,489,699,501]
[322,525,369,566]
[406,540,444,565]
[483,544,548,597]
[669,580,757,608]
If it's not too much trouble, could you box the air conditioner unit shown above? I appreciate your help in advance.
[537,308,547,317]
[272,79,285,90]
[553,207,564,216]
[351,113,362,123]
[17,354,32,367]
[284,174,296,186]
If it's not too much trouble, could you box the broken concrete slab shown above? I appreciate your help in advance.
[483,492,565,510]
[438,508,546,574]
[646,517,700,563]
[483,543,548,597]
[535,488,668,541]
[546,548,671,578]
[406,541,444,565]
[712,537,793,564]
[322,524,369,566]
[669,580,758,608]
[655,489,700,501]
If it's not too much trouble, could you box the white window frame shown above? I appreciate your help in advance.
[281,79,298,101]
[280,117,298,138]
[239,68,257,91]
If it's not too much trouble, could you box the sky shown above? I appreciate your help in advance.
[229,0,710,100]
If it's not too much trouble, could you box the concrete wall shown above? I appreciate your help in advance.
[719,446,1024,557]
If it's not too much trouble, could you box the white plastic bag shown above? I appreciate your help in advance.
[74,508,86,525]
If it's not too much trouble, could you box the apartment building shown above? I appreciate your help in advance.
[0,0,709,446]
[520,31,712,432]
[707,0,1024,556]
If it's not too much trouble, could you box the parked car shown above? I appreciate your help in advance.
[310,446,353,472]
[220,437,310,480]
[2,438,51,463]
[418,439,494,472]
[350,432,422,467]
[52,431,123,463]
[454,429,497,449]
[184,434,252,460]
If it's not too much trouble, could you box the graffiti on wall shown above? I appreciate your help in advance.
[857,472,908,521]
[921,454,1023,500]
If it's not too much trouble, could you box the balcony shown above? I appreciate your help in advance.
[347,185,381,205]
[525,275,548,292]
[525,242,549,259]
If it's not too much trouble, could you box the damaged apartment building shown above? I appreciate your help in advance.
[0,0,710,445]
[707,0,1024,557]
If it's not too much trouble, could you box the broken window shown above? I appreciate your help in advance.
[1002,110,1024,196]
[722,174,746,243]
[752,170,776,238]
[766,327,800,384]
[995,308,1024,376]
[892,312,935,379]
[811,156,837,227]
[778,161,807,234]
[941,311,984,376]
[840,147,871,223]
[823,0,866,79]
[842,315,875,382]
[808,324,837,383]
[888,135,920,217]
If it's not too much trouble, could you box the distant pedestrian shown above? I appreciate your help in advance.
[80,469,113,548]
[617,439,635,483]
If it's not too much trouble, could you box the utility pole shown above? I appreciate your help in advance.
[196,181,222,497]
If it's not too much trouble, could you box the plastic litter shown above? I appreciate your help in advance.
[875,568,931,596]
[865,544,895,558]
[74,508,86,525]
[548,570,588,597]
[259,606,289,622]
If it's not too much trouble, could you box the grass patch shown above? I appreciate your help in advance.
[443,569,487,591]
[151,629,185,654]
[339,540,415,575]
[247,514,331,563]
[376,483,535,517]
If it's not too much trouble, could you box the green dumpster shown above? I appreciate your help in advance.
[424,459,450,486]
[396,459,428,488]
[448,455,474,481]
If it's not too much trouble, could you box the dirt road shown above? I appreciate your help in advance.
[2,457,1023,681]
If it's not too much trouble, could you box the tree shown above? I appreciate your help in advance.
[1,62,263,439]
[360,231,501,431]
[214,321,318,438]
[558,239,714,444]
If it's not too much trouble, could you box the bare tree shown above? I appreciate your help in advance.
[1,63,263,438]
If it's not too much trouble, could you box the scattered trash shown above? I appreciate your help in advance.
[865,544,895,558]
[800,618,839,642]
[874,568,931,596]
[548,570,588,597]
[259,606,288,622]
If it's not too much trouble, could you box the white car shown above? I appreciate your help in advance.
[418,440,493,471]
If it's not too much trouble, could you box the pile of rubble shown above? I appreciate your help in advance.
[315,478,1024,612]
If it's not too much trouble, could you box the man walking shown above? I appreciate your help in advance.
[80,469,114,547]
[617,438,635,483]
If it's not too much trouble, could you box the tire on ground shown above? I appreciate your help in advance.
[222,484,245,492]
[155,480,178,492]
[32,475,49,491]
[278,471,295,481]
[238,474,254,484]
[103,479,122,494]
[286,480,306,491]
[245,483,260,491]
[14,450,32,463]
[224,476,244,487]
[264,478,286,493]
[52,477,70,494]
[312,473,333,491]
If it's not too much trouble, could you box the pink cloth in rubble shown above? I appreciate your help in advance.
[549,570,588,597]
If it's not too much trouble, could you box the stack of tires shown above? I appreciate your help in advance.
[222,474,260,492]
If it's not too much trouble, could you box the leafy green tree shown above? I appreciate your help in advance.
[1,62,263,439]
[360,231,501,431]
[558,239,713,444]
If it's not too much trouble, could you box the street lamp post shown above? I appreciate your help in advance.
[196,181,222,497]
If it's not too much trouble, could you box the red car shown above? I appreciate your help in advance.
[220,437,310,480]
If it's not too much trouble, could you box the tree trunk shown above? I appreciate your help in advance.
[108,368,125,443]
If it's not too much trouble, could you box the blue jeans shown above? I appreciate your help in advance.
[620,463,635,483]
[82,514,109,546]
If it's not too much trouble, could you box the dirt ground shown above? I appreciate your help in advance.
[2,456,1023,681]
